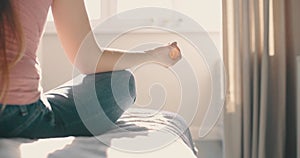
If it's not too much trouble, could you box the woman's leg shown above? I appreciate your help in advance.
[44,70,136,137]
[1,70,135,138]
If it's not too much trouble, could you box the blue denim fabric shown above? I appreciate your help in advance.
[0,70,136,138]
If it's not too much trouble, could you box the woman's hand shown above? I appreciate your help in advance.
[146,42,182,68]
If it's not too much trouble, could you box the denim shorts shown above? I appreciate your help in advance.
[0,70,136,138]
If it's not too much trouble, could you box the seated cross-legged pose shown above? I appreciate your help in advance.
[0,0,182,138]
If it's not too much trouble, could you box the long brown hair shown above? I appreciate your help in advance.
[0,0,24,107]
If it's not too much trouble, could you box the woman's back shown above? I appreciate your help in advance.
[1,0,52,105]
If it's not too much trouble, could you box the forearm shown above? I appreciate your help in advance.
[70,31,152,74]
[95,48,152,73]
[75,33,180,74]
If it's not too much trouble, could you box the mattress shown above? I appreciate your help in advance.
[0,108,197,158]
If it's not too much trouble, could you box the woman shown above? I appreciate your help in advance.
[0,0,181,138]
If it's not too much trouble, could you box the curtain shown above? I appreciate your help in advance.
[222,0,299,158]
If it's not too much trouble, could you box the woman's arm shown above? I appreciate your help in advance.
[51,0,181,74]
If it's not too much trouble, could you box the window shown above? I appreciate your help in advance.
[116,0,220,32]
[45,0,220,33]
[117,0,174,11]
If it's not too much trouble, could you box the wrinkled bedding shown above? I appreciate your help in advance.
[0,108,197,158]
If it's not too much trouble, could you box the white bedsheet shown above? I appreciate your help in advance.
[0,108,197,158]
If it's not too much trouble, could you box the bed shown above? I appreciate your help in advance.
[0,108,197,158]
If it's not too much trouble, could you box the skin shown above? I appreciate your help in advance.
[51,0,182,74]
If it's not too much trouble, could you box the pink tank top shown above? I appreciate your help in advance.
[1,0,52,105]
